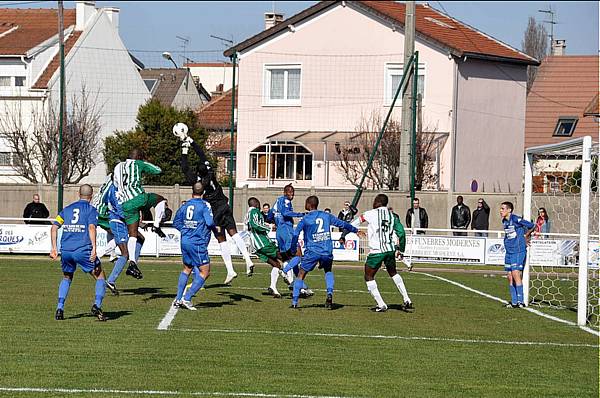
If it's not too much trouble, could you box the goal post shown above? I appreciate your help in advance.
[523,136,599,327]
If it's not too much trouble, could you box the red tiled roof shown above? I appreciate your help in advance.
[525,56,599,148]
[197,87,237,130]
[583,94,599,117]
[208,134,237,153]
[32,30,82,89]
[0,8,76,55]
[184,62,232,67]
[225,1,537,65]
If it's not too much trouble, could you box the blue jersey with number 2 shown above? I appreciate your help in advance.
[292,210,357,257]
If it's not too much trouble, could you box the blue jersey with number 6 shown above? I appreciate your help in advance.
[173,198,215,249]
[292,210,357,257]
[53,200,98,252]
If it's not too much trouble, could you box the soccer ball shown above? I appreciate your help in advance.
[172,122,189,141]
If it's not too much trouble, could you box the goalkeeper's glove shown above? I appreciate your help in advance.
[184,136,194,145]
[182,141,191,155]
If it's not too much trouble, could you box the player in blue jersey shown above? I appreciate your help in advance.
[290,195,358,309]
[172,182,219,310]
[104,182,145,294]
[273,185,313,297]
[500,201,535,308]
[50,184,107,321]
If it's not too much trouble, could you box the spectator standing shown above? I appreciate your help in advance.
[535,208,551,238]
[451,195,471,236]
[472,198,490,237]
[338,201,358,242]
[405,198,428,234]
[23,194,50,225]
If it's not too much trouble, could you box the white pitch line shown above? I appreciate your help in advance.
[169,328,598,348]
[232,286,468,298]
[0,387,356,398]
[157,303,179,330]
[417,271,600,338]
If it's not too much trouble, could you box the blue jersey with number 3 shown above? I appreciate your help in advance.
[173,198,215,249]
[292,210,357,256]
[54,200,98,252]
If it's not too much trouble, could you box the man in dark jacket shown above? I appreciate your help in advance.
[450,195,471,236]
[405,197,428,234]
[472,198,490,237]
[23,194,50,225]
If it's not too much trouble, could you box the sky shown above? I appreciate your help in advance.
[4,1,599,66]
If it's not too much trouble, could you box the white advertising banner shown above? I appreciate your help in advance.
[0,224,52,253]
[529,239,578,266]
[485,239,506,265]
[405,235,486,264]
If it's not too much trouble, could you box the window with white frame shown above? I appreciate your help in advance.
[14,76,25,87]
[249,141,312,180]
[264,64,301,105]
[0,76,10,87]
[385,63,425,106]
[553,117,578,137]
[0,152,12,166]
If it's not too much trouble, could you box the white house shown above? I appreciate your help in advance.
[0,1,150,183]
[225,1,538,193]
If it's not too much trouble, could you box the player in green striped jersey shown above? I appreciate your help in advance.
[351,194,413,312]
[245,197,291,298]
[112,148,167,280]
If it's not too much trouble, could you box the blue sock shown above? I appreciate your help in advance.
[292,278,303,306]
[108,256,127,284]
[176,271,190,301]
[57,279,71,310]
[283,256,301,274]
[302,280,308,290]
[192,266,201,278]
[325,271,334,295]
[134,241,143,262]
[516,284,524,303]
[95,279,106,308]
[184,274,206,301]
[509,284,517,304]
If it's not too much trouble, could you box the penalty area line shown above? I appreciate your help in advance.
[417,271,600,338]
[0,387,357,398]
[157,303,179,330]
[168,328,598,348]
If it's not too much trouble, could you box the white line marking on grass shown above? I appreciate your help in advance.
[418,271,600,338]
[157,303,179,330]
[233,286,467,298]
[0,387,357,398]
[169,328,598,348]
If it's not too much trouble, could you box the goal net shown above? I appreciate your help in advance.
[523,136,599,328]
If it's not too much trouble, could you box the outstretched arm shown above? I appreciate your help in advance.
[330,214,358,233]
[180,152,197,185]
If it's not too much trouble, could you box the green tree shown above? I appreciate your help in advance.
[103,99,210,185]
[563,157,598,193]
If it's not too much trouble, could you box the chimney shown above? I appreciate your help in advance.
[264,12,284,30]
[552,39,566,56]
[104,7,120,31]
[75,1,96,31]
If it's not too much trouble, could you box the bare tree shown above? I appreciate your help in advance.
[335,109,440,191]
[522,16,548,92]
[0,87,102,183]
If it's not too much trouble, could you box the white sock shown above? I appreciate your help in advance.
[127,237,137,263]
[153,200,167,228]
[232,232,253,267]
[270,267,279,290]
[392,274,410,303]
[98,239,116,258]
[219,241,235,275]
[366,280,386,308]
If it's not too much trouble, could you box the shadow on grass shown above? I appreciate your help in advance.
[217,292,262,303]
[299,303,345,311]
[143,293,176,302]
[387,304,415,313]
[195,300,236,308]
[121,287,163,296]
[204,283,234,289]
[66,310,132,321]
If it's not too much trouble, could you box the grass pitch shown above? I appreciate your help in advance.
[0,256,597,398]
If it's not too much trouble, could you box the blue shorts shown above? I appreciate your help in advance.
[300,252,333,273]
[504,251,526,271]
[109,220,128,245]
[276,225,293,253]
[61,250,101,274]
[181,242,210,267]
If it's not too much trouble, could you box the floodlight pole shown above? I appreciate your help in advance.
[57,0,65,212]
[228,52,237,209]
[410,51,419,202]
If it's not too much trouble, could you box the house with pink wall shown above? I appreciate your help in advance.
[225,1,538,193]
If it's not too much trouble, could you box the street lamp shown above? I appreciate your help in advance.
[162,51,178,68]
